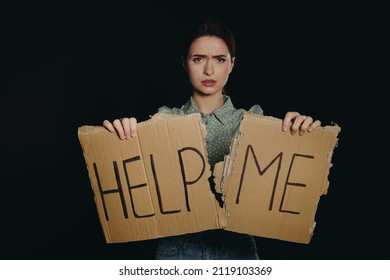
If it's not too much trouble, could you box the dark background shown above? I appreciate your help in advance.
[1,1,388,259]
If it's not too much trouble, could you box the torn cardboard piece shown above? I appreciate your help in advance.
[78,114,222,243]
[214,113,340,243]
[78,112,340,244]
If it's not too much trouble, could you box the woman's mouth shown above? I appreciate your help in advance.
[201,80,217,87]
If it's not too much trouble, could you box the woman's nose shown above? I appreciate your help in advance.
[203,60,214,75]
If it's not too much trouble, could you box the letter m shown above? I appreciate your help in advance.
[235,145,282,211]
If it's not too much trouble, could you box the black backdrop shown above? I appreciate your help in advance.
[1,1,388,260]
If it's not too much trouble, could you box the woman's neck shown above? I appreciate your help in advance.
[192,93,224,115]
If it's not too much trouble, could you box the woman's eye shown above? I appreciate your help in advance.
[193,57,203,63]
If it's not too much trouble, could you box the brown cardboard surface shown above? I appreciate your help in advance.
[78,113,222,243]
[78,112,340,244]
[214,113,340,243]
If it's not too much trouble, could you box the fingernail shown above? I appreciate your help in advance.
[131,133,136,138]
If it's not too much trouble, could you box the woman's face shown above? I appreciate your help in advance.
[184,35,235,97]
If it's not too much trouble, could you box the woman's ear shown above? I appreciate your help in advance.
[181,56,188,72]
[229,57,235,73]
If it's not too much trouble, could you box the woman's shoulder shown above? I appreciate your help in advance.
[233,104,264,116]
[246,104,263,115]
[157,105,186,115]
[226,95,263,116]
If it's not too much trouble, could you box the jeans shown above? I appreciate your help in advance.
[155,230,259,260]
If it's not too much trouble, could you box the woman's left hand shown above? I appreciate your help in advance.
[282,112,321,135]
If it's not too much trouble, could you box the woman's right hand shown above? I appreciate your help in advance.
[103,117,138,140]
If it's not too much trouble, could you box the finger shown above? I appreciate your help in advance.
[308,120,322,132]
[120,118,131,139]
[282,111,300,132]
[289,115,307,135]
[112,119,125,140]
[103,120,115,133]
[298,116,313,135]
[129,117,137,137]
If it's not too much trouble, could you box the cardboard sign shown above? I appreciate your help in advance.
[78,113,340,244]
[214,114,340,243]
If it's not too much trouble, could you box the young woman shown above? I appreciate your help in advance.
[103,18,321,259]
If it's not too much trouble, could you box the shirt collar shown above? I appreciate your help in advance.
[183,95,235,125]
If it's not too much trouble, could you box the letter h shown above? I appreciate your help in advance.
[93,162,128,221]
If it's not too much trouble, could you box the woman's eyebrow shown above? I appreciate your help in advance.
[191,54,228,58]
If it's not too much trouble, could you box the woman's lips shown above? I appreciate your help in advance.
[201,80,217,87]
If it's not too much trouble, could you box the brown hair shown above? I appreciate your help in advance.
[181,17,236,61]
